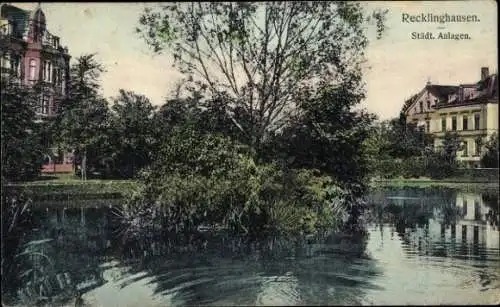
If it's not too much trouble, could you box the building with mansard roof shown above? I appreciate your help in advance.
[1,3,70,119]
[1,3,73,165]
[403,67,498,168]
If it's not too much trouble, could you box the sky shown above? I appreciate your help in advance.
[9,1,498,120]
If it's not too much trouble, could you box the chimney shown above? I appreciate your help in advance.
[481,67,489,81]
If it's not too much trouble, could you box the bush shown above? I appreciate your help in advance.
[118,128,352,238]
[401,156,427,178]
[425,152,458,179]
[481,133,499,168]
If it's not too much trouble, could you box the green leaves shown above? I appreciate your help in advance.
[481,133,498,168]
[1,77,46,182]
[108,90,158,178]
[137,2,386,146]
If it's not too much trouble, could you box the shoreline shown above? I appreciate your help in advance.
[371,178,498,191]
[4,174,498,203]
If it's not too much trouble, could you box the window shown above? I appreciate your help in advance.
[474,201,481,220]
[462,140,468,157]
[10,55,20,76]
[29,59,36,80]
[426,101,430,110]
[474,138,481,156]
[462,116,468,130]
[42,61,46,80]
[1,54,10,70]
[48,62,52,82]
[43,61,52,82]
[419,101,423,113]
[441,117,446,131]
[425,120,430,132]
[0,22,10,35]
[43,61,53,82]
[474,113,480,130]
[451,116,457,131]
[41,95,50,114]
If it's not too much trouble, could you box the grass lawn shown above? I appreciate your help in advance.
[14,172,136,185]
[6,173,139,200]
[371,177,499,192]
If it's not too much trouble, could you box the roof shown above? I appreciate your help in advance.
[402,93,419,112]
[426,85,459,100]
[0,4,30,39]
[404,71,498,113]
[402,84,458,113]
[436,73,498,109]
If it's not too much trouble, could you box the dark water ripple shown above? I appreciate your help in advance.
[2,187,499,306]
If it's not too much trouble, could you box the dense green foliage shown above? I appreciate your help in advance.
[481,133,499,168]
[4,2,389,238]
[1,77,46,182]
[425,132,462,179]
[107,90,159,178]
[123,128,351,236]
[113,1,389,237]
[363,113,466,180]
[53,54,161,179]
[262,87,376,188]
[54,54,111,179]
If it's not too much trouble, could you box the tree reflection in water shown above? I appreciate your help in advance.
[1,186,499,306]
[3,201,384,306]
[113,231,383,306]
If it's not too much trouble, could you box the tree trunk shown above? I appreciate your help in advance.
[82,150,87,181]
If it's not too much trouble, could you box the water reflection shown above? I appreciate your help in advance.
[366,188,499,305]
[2,187,499,306]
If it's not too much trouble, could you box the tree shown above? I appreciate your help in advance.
[441,132,462,164]
[361,119,393,176]
[156,92,248,146]
[137,2,387,148]
[55,54,110,180]
[386,112,430,159]
[108,90,158,178]
[426,132,462,179]
[481,133,499,168]
[1,76,45,182]
[262,86,376,187]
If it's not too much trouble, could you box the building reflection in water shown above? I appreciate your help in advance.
[451,192,499,249]
[371,189,499,260]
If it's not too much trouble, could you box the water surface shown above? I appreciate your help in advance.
[2,187,499,306]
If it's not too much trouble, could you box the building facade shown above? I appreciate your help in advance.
[1,3,70,118]
[1,3,73,165]
[403,67,499,168]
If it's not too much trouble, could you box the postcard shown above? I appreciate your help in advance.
[1,1,498,306]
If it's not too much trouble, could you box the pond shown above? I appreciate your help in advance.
[2,187,499,306]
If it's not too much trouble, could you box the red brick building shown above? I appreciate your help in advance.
[1,3,73,169]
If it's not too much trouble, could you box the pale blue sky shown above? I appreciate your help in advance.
[11,1,498,119]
